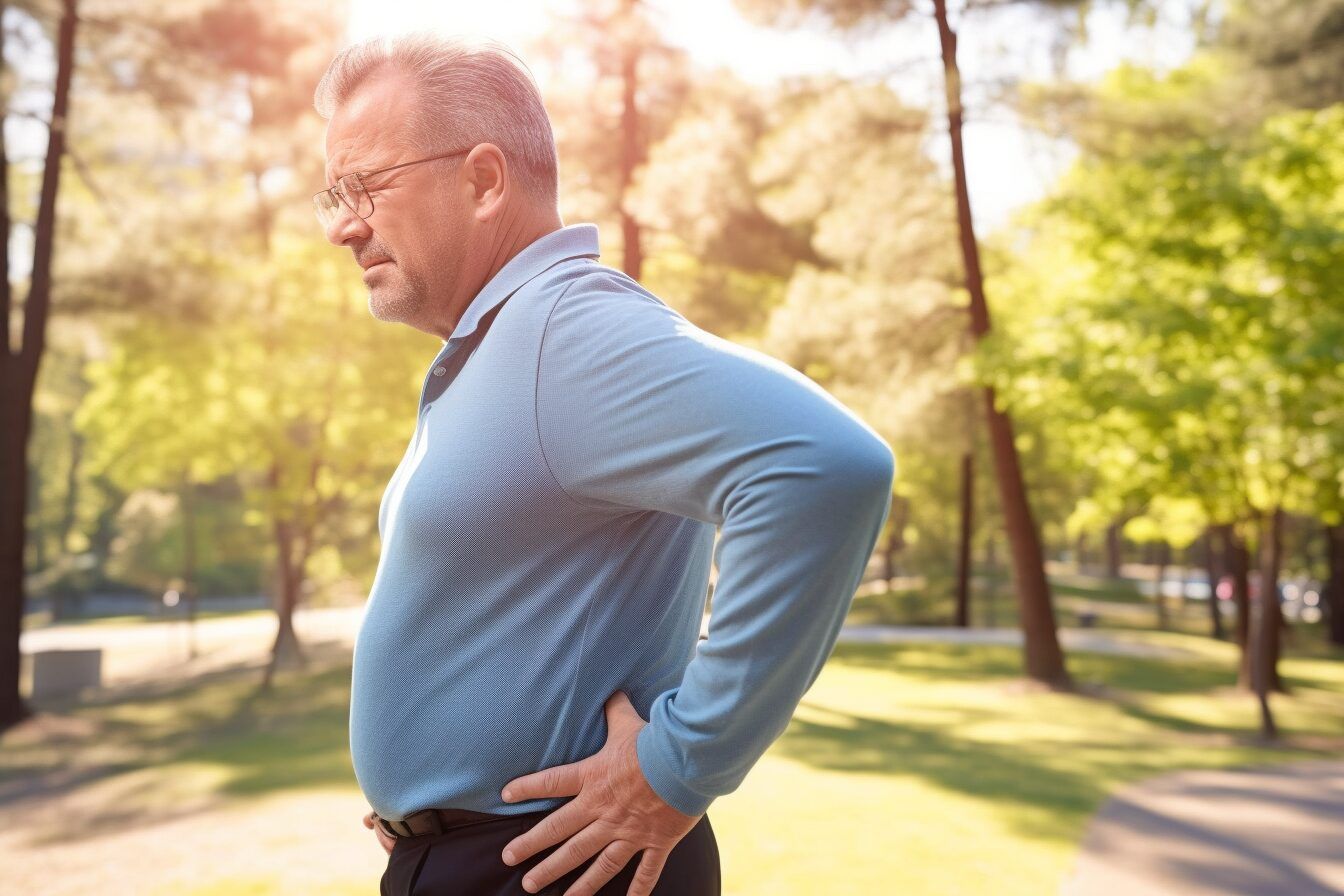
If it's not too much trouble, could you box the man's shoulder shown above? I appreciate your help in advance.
[536,261,800,389]
[539,261,693,339]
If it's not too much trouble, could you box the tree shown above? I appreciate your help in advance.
[1,0,79,733]
[985,95,1344,732]
[733,0,1109,685]
[626,70,826,337]
[106,0,350,683]
[1221,0,1344,110]
[530,0,692,280]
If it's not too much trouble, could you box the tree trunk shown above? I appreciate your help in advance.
[1175,546,1189,615]
[985,536,999,628]
[618,0,644,279]
[1326,524,1344,648]
[1105,521,1122,578]
[261,516,307,691]
[180,477,199,660]
[1204,525,1226,641]
[1252,507,1285,738]
[0,0,79,733]
[58,430,83,556]
[954,451,973,627]
[932,0,1068,686]
[883,495,907,584]
[1154,541,1170,631]
[1225,525,1254,687]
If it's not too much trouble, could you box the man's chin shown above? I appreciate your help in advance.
[368,288,414,324]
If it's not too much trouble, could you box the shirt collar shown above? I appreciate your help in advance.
[445,223,601,344]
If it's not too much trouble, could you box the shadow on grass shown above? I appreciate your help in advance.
[0,640,358,844]
[6,636,1339,853]
[775,702,1107,843]
[783,642,1341,845]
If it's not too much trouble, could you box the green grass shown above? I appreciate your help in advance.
[1048,574,1146,604]
[3,631,1341,895]
[717,634,1343,895]
[0,658,356,813]
[849,569,1284,641]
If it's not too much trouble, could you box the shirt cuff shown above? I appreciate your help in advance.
[635,722,715,818]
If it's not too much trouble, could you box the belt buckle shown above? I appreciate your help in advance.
[417,808,444,836]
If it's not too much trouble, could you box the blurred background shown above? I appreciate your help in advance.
[2,0,1342,894]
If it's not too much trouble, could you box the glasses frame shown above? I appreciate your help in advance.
[313,147,477,227]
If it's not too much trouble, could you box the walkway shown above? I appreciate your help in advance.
[1060,761,1344,895]
[19,607,1196,696]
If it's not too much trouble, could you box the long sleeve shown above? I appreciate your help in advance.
[535,272,895,817]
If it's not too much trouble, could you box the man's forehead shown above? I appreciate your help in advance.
[324,130,395,182]
[322,69,416,180]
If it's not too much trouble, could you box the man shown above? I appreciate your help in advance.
[313,32,895,896]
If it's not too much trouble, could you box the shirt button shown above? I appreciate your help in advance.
[433,365,447,376]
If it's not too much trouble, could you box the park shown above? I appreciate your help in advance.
[2,1,1342,894]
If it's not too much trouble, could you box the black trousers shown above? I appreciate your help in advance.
[379,806,721,896]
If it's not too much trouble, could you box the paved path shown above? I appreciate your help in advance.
[0,780,387,895]
[1060,761,1344,895]
[19,608,1199,704]
[20,607,1195,698]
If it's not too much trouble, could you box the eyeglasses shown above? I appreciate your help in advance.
[313,147,476,228]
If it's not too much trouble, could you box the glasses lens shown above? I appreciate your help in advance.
[340,174,372,219]
[314,189,340,227]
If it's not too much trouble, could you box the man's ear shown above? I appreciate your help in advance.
[467,143,508,221]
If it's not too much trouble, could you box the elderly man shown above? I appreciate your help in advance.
[313,32,894,896]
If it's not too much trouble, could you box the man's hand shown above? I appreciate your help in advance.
[363,810,397,855]
[498,689,702,896]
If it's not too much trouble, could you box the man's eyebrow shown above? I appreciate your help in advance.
[326,164,356,183]
[324,154,370,185]
[326,157,398,187]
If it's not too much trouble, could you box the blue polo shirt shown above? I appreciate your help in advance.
[350,223,894,821]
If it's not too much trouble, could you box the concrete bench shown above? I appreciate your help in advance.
[29,648,102,699]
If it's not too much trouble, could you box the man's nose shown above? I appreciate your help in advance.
[325,202,372,247]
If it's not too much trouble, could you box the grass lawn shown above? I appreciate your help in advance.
[3,630,1341,895]
[848,569,1284,642]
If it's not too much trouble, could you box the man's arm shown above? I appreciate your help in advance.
[536,272,895,818]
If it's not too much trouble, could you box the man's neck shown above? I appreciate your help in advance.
[483,212,563,287]
[437,208,564,341]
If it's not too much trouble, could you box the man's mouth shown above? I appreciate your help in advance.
[360,258,392,271]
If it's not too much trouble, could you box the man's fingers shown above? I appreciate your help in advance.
[362,812,396,855]
[556,839,641,896]
[503,758,590,804]
[625,848,669,896]
[520,824,622,895]
[503,801,593,865]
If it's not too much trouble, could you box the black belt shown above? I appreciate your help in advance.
[374,806,522,840]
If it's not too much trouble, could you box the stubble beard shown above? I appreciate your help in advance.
[368,264,431,325]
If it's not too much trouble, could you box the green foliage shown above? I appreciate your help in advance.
[983,74,1344,546]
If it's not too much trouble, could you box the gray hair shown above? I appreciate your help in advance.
[314,33,559,209]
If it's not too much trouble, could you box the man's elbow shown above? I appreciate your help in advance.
[825,434,896,509]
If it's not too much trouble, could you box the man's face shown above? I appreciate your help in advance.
[322,69,470,332]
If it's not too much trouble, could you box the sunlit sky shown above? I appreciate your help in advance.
[347,0,1201,232]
